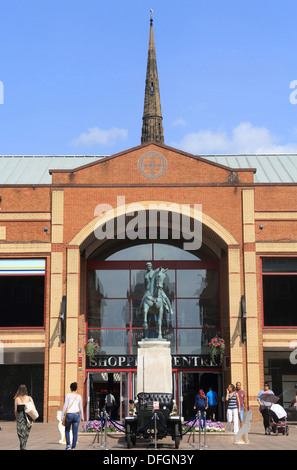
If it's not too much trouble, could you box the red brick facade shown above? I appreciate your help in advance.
[1,142,297,422]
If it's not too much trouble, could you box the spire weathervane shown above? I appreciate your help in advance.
[141,12,164,145]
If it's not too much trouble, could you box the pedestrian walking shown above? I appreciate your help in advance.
[257,381,274,434]
[105,390,116,417]
[62,382,84,450]
[236,382,246,427]
[14,384,36,450]
[206,386,218,421]
[193,389,207,414]
[226,384,240,434]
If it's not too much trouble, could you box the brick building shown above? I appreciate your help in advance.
[1,16,297,422]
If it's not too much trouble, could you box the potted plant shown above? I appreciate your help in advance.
[84,338,100,359]
[209,337,225,365]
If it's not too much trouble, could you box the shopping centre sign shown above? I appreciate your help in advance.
[87,354,221,369]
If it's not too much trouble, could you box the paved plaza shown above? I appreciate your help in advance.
[0,419,296,452]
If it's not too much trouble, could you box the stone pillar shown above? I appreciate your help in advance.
[48,190,64,421]
[228,246,244,384]
[137,340,172,394]
[65,246,80,392]
[242,189,261,413]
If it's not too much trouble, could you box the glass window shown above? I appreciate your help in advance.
[154,243,199,260]
[131,268,175,299]
[131,299,176,328]
[177,299,219,328]
[87,242,220,358]
[88,329,130,355]
[177,270,218,298]
[93,243,153,261]
[130,270,146,299]
[0,276,45,327]
[263,275,297,326]
[262,258,297,273]
[88,299,129,328]
[131,328,176,354]
[177,328,217,355]
[88,270,129,298]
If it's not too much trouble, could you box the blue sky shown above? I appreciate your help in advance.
[1,0,297,156]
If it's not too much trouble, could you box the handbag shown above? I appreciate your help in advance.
[62,395,78,426]
[25,401,39,421]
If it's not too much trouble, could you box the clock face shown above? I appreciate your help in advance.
[138,151,167,179]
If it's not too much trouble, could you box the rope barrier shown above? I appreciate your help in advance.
[154,414,174,436]
[108,415,155,436]
[89,410,207,439]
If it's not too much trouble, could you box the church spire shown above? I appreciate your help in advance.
[141,11,164,145]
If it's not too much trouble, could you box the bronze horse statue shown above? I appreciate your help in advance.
[140,263,173,340]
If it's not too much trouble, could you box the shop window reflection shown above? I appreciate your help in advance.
[88,299,129,328]
[88,329,130,355]
[87,242,219,357]
[88,270,129,298]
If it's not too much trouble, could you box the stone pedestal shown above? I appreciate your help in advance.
[137,340,172,394]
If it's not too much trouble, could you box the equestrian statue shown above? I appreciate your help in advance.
[140,262,173,340]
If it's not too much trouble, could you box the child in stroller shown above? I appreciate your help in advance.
[267,403,289,436]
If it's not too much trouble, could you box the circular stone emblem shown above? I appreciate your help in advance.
[138,151,167,179]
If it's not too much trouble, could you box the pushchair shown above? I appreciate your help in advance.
[267,403,289,436]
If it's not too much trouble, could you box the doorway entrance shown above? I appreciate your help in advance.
[87,371,130,421]
[177,372,222,421]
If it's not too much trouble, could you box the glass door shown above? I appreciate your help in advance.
[178,371,222,421]
[87,371,134,421]
[119,372,129,420]
[178,372,200,421]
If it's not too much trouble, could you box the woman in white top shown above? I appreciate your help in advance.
[14,384,36,450]
[62,382,84,450]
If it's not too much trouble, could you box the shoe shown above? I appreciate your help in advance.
[66,445,71,450]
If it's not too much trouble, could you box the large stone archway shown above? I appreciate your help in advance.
[63,201,247,398]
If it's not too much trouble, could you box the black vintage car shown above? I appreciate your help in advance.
[125,392,182,449]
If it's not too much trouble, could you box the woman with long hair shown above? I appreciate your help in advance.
[226,383,240,434]
[14,384,36,450]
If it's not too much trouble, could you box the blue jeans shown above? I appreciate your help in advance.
[239,408,245,422]
[65,413,80,449]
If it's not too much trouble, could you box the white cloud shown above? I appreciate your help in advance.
[172,122,297,154]
[70,126,128,147]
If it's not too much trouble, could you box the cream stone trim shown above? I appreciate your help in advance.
[48,247,64,412]
[3,342,45,348]
[51,190,64,244]
[48,364,62,400]
[263,332,297,340]
[51,252,63,274]
[69,200,239,248]
[0,212,50,220]
[255,212,297,219]
[65,248,80,390]
[256,242,297,252]
[0,243,51,253]
[48,401,60,407]
[0,227,6,240]
[51,191,64,225]
[228,247,242,381]
[263,331,297,349]
[242,189,261,404]
[242,190,255,225]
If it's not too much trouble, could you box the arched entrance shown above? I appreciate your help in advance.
[65,203,240,421]
[86,239,221,421]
